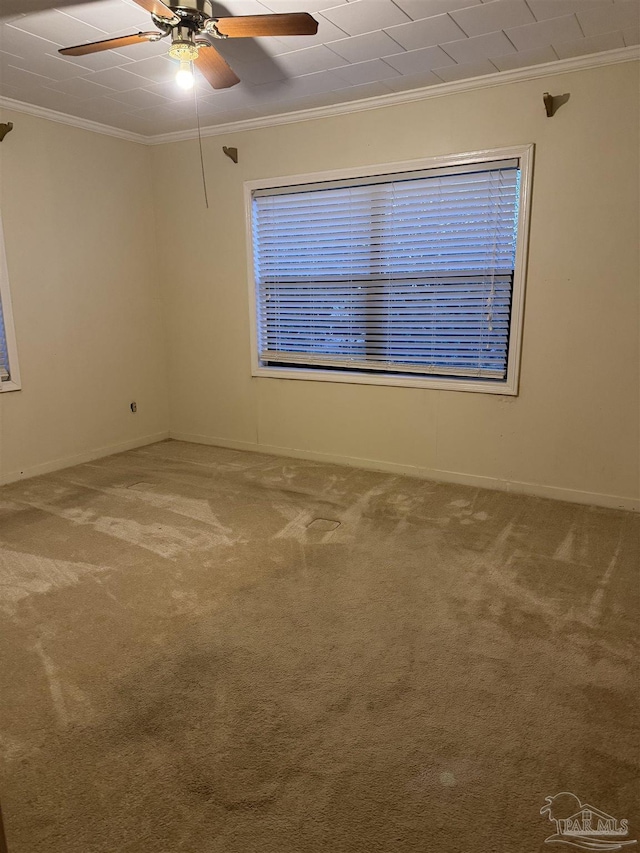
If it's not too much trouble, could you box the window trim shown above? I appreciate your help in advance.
[0,217,21,393]
[245,144,533,396]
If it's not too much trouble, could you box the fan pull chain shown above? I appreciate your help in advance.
[194,80,209,209]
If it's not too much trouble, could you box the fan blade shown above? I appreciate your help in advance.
[59,32,160,56]
[195,44,240,90]
[130,0,176,20]
[214,13,318,38]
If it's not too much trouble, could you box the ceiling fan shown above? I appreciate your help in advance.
[58,0,318,91]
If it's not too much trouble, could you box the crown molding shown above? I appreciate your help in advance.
[0,46,637,147]
[146,46,639,145]
[0,95,146,144]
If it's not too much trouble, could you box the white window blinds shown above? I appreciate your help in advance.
[0,216,18,387]
[0,296,9,381]
[252,159,521,381]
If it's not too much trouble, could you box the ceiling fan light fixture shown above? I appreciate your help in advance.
[168,40,199,61]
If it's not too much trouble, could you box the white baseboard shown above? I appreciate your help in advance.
[0,431,170,486]
[169,431,639,513]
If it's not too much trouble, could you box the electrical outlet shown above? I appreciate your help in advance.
[130,402,137,413]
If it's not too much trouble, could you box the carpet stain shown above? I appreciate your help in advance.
[0,546,105,612]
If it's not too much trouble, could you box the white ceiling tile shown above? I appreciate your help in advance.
[42,74,114,97]
[450,0,535,36]
[203,108,261,126]
[126,54,178,83]
[491,43,556,70]
[198,85,262,109]
[193,75,216,95]
[383,69,442,90]
[0,83,30,103]
[207,82,263,107]
[332,56,401,84]
[249,92,324,114]
[226,57,288,83]
[553,29,625,57]
[271,88,338,111]
[506,13,583,50]
[204,106,260,124]
[383,13,467,50]
[133,102,197,122]
[107,86,173,108]
[327,30,405,62]
[0,23,63,55]
[526,0,612,22]
[212,37,279,63]
[172,105,209,122]
[298,80,394,106]
[1,0,66,14]
[155,118,201,134]
[577,0,639,36]
[277,67,351,96]
[383,44,457,73]
[142,80,193,101]
[214,74,302,104]
[393,0,483,20]
[160,98,198,115]
[10,9,108,43]
[276,43,348,75]
[197,90,235,109]
[73,95,135,116]
[60,1,149,33]
[441,29,516,63]
[239,35,293,56]
[320,0,411,37]
[433,57,497,80]
[0,62,50,88]
[0,48,20,65]
[9,51,93,79]
[0,12,25,26]
[4,81,83,112]
[622,23,640,43]
[85,64,155,90]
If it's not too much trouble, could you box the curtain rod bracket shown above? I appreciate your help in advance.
[543,92,570,117]
[223,146,238,164]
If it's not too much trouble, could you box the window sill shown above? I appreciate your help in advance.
[0,379,22,393]
[252,364,518,395]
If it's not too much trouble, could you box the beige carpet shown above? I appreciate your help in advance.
[0,440,638,852]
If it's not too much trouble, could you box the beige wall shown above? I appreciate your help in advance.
[1,62,637,508]
[153,61,639,510]
[0,111,169,483]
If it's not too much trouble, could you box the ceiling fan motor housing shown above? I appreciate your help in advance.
[163,1,213,26]
[169,25,199,60]
[170,0,213,14]
[150,1,212,59]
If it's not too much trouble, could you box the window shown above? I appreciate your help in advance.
[247,146,532,395]
[0,217,20,392]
